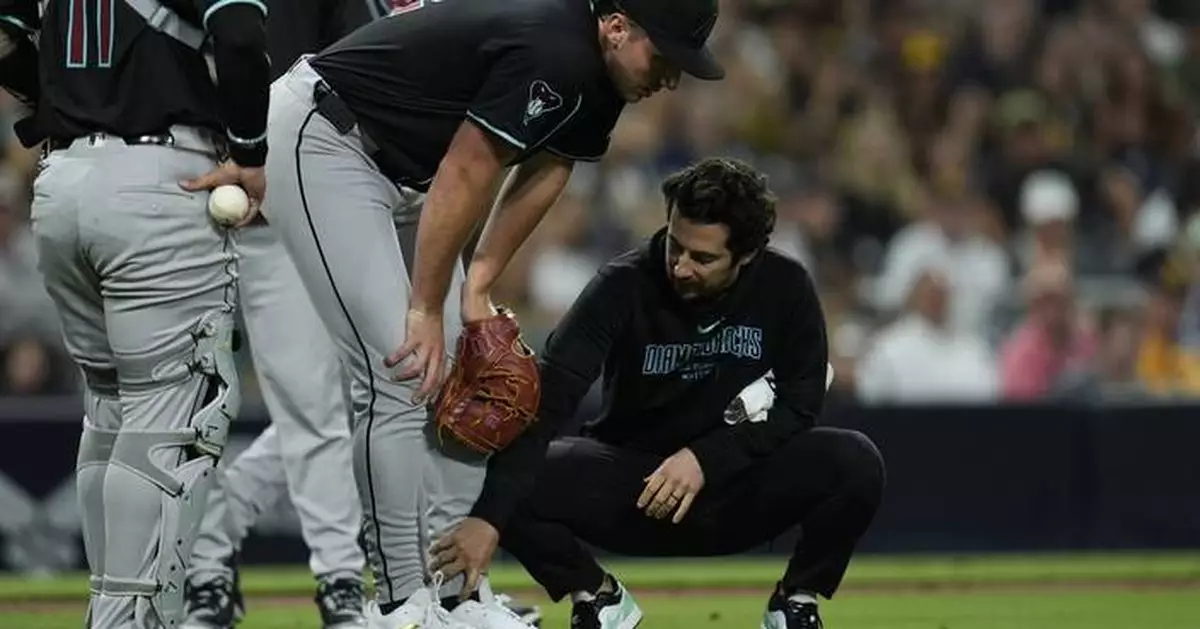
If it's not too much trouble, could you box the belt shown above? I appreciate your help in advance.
[44,129,222,156]
[45,133,173,153]
[311,80,409,185]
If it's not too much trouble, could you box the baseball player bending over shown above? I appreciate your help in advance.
[0,0,270,627]
[255,1,723,628]
[181,1,372,628]
[437,158,886,629]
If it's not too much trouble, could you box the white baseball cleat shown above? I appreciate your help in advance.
[364,582,472,629]
[449,598,536,628]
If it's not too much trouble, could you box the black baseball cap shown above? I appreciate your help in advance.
[614,0,724,80]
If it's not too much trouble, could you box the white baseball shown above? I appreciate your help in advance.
[208,184,250,225]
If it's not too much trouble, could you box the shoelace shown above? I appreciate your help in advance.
[423,572,459,628]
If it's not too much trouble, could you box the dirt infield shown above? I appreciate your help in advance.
[4,578,1198,614]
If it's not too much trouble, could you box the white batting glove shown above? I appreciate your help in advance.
[724,371,776,425]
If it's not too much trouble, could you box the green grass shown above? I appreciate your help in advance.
[2,552,1199,601]
[2,553,1199,628]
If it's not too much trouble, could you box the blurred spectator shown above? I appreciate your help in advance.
[1015,169,1078,272]
[0,170,62,350]
[1056,305,1149,400]
[526,193,605,324]
[1133,247,1200,395]
[999,258,1099,400]
[873,186,1009,337]
[856,262,999,404]
[0,336,73,396]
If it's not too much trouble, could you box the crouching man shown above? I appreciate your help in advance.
[431,157,885,629]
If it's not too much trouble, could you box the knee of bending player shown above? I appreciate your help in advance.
[826,429,886,509]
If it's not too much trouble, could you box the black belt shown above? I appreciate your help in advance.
[311,80,410,185]
[45,132,178,153]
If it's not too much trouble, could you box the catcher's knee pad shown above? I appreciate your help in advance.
[103,310,241,627]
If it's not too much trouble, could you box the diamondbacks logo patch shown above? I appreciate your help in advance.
[524,80,563,126]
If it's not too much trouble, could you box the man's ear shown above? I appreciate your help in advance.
[601,12,632,46]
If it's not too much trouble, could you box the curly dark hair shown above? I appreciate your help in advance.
[660,157,777,259]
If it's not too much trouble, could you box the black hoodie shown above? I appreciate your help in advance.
[470,228,830,529]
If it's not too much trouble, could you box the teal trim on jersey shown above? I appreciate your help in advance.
[0,14,34,33]
[469,92,584,154]
[465,112,528,151]
[203,0,267,29]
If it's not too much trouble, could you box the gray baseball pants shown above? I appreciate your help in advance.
[260,57,487,606]
[31,128,240,629]
[188,221,365,584]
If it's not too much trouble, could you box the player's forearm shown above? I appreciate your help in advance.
[469,411,556,530]
[464,153,572,299]
[471,266,631,528]
[207,5,270,167]
[411,141,506,314]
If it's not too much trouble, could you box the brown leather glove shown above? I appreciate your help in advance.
[433,307,540,455]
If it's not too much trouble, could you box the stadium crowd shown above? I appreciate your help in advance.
[2,0,1200,405]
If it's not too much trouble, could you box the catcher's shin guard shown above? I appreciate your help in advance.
[103,311,241,627]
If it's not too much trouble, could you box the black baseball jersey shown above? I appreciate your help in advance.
[0,0,269,164]
[470,228,831,527]
[265,0,365,81]
[309,0,625,191]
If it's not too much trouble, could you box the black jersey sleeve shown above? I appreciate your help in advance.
[0,0,40,107]
[0,0,38,31]
[465,34,589,155]
[196,0,270,167]
[469,263,636,529]
[542,93,623,162]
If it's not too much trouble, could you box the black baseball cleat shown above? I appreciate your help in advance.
[226,552,246,622]
[181,576,238,629]
[760,585,823,629]
[314,576,368,628]
[569,574,643,629]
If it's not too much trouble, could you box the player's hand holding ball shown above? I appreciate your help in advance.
[207,184,251,226]
[639,447,706,524]
[181,161,266,228]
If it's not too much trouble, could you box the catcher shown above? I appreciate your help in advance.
[256,0,724,627]
[431,158,885,629]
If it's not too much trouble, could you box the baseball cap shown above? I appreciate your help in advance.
[614,0,725,80]
[1020,170,1078,225]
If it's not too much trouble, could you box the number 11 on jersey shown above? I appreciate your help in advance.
[66,0,114,68]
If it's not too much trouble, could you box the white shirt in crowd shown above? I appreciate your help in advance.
[856,315,999,405]
[873,222,1009,336]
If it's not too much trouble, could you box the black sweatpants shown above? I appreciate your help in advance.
[499,427,885,602]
